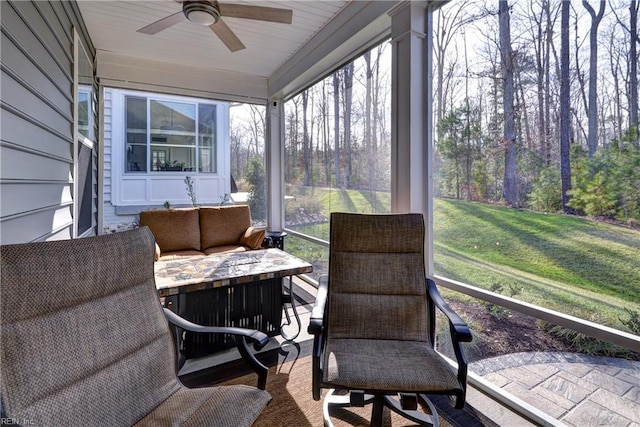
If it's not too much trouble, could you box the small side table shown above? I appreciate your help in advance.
[262,231,287,250]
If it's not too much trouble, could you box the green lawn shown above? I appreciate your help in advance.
[434,199,640,329]
[285,187,640,332]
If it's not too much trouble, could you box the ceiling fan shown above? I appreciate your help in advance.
[137,0,293,52]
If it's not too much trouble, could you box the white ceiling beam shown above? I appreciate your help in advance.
[267,1,396,100]
[96,51,269,103]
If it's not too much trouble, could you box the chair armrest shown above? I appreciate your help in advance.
[427,278,471,408]
[163,307,269,349]
[308,274,328,335]
[308,275,328,401]
[426,278,472,342]
[163,308,270,389]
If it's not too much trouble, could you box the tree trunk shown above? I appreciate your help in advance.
[322,80,330,185]
[302,90,311,186]
[544,0,555,166]
[575,12,589,145]
[560,0,573,213]
[364,51,374,189]
[630,0,638,141]
[609,31,623,142]
[500,0,518,207]
[332,73,341,187]
[532,1,546,165]
[342,63,354,188]
[372,46,381,190]
[464,31,472,200]
[583,0,606,156]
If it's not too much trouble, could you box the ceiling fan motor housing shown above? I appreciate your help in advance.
[183,0,220,26]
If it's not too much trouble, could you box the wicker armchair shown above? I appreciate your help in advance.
[308,213,472,426]
[0,227,270,426]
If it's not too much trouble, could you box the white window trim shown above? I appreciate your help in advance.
[73,29,96,237]
[109,89,230,207]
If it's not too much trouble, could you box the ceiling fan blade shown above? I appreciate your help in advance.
[137,11,185,35]
[210,18,246,52]
[218,3,292,24]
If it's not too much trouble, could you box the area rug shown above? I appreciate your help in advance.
[184,340,492,426]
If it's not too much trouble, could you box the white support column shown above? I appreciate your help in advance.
[390,1,429,214]
[425,5,435,275]
[266,99,285,231]
[389,2,434,272]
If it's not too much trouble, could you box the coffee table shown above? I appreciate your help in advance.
[155,248,313,357]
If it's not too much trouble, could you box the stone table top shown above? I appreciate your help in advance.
[155,248,313,297]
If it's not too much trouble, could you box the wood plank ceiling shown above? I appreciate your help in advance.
[77,1,349,79]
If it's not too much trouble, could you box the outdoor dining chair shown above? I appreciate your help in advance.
[0,227,271,426]
[308,212,472,426]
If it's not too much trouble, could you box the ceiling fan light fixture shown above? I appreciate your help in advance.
[183,1,219,26]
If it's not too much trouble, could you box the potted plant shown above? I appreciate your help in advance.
[160,160,186,171]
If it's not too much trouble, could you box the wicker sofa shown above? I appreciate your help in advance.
[139,205,265,261]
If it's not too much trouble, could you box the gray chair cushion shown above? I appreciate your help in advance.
[0,227,270,426]
[323,338,461,392]
[327,213,429,341]
[135,385,270,427]
[321,213,464,396]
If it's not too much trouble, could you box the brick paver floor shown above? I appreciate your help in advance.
[471,352,640,426]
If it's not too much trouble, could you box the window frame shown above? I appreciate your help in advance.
[123,94,218,175]
[109,88,230,208]
[73,30,97,237]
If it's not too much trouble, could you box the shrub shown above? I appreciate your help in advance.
[246,156,266,221]
[529,167,562,212]
[484,283,521,321]
[620,308,640,335]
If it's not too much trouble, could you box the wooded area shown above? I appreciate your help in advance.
[231,0,639,225]
[435,0,638,222]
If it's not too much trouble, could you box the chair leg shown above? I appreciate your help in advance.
[322,389,352,427]
[384,393,439,427]
[322,389,381,427]
[323,390,440,427]
[371,395,385,427]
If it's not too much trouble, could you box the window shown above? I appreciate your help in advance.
[78,86,93,141]
[229,103,267,224]
[124,95,217,173]
[106,89,230,209]
[283,42,392,279]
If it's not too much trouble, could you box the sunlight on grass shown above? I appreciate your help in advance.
[434,199,640,330]
[284,188,640,333]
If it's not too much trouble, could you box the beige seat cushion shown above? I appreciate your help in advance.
[140,208,201,253]
[134,385,271,427]
[200,206,252,250]
[323,338,461,393]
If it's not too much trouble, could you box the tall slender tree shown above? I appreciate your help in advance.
[499,0,518,206]
[583,0,606,157]
[630,0,638,141]
[560,0,573,213]
[302,90,311,186]
[332,73,341,187]
[342,63,354,188]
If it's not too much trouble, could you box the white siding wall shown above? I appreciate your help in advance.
[101,88,137,232]
[0,0,98,243]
